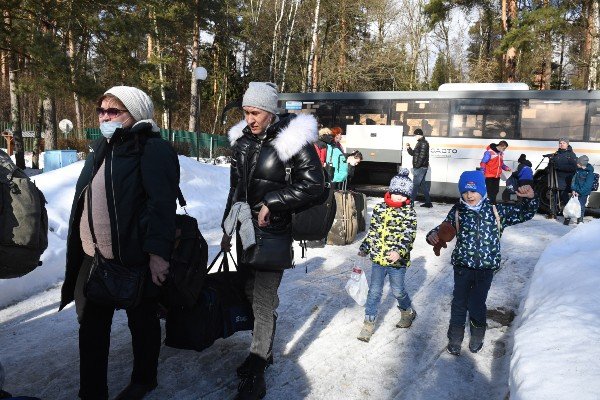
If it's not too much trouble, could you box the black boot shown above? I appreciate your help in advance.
[237,313,276,378]
[577,217,584,224]
[563,218,571,225]
[235,354,268,400]
[468,320,487,353]
[446,324,465,356]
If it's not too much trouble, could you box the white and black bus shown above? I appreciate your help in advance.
[276,83,600,212]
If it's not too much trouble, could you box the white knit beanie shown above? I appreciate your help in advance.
[104,86,160,132]
[242,82,279,115]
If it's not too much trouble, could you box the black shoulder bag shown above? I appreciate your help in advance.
[83,179,147,310]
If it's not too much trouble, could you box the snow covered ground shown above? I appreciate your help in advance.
[0,158,597,399]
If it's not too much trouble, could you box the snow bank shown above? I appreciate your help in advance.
[0,157,229,308]
[510,220,600,400]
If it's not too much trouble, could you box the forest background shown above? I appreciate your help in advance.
[1,0,600,168]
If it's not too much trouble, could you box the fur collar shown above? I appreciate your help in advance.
[227,114,318,162]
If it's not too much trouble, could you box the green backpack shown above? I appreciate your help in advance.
[0,149,48,278]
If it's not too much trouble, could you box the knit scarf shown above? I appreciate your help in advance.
[384,192,411,208]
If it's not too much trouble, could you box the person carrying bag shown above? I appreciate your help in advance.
[220,82,325,400]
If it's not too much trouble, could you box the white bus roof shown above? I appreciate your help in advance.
[438,83,530,91]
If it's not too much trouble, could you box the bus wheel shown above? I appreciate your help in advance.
[534,174,551,214]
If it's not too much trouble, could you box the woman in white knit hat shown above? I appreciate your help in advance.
[60,86,180,400]
[221,82,325,400]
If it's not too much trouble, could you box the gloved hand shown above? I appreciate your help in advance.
[430,221,457,256]
[221,233,232,251]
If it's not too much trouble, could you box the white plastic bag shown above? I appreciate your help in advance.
[563,196,581,219]
[345,266,369,306]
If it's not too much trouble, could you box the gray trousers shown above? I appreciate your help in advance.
[245,269,283,359]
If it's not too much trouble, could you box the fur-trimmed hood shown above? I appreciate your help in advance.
[227,114,318,162]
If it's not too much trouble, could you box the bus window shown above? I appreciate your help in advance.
[279,100,334,128]
[449,99,518,139]
[521,100,585,141]
[587,101,600,142]
[390,100,449,136]
[335,99,390,131]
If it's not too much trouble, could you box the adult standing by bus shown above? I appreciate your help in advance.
[221,82,324,400]
[60,86,180,400]
[480,140,511,204]
[551,138,578,216]
[406,128,432,208]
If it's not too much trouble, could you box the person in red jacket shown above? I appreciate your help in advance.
[480,140,511,204]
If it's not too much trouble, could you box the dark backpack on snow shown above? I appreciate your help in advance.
[0,149,48,279]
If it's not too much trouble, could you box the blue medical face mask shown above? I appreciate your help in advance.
[100,121,123,139]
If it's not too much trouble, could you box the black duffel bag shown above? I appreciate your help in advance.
[241,223,293,271]
[164,250,254,352]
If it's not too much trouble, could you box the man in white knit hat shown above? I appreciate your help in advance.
[61,85,179,400]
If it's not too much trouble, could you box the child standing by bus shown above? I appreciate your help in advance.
[427,170,538,355]
[356,168,417,342]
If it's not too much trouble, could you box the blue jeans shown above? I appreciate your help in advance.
[411,167,431,204]
[449,266,494,327]
[578,195,588,218]
[365,263,411,319]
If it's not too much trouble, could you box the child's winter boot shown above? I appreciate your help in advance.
[468,320,487,353]
[235,353,268,400]
[446,324,465,356]
[577,217,584,224]
[396,307,417,328]
[563,218,571,225]
[357,318,376,342]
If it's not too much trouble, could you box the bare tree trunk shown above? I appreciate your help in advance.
[541,0,552,90]
[0,50,6,89]
[306,0,321,92]
[588,0,599,90]
[32,98,43,169]
[68,32,83,138]
[43,97,58,150]
[9,54,25,168]
[336,1,347,91]
[502,0,518,82]
[583,0,592,86]
[280,0,299,92]
[269,0,286,81]
[189,0,201,132]
[151,9,168,128]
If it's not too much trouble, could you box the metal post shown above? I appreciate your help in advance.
[196,79,201,161]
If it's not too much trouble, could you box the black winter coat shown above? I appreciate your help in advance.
[407,137,429,168]
[223,114,325,232]
[552,146,577,190]
[60,123,180,310]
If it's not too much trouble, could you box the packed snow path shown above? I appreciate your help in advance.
[0,200,570,400]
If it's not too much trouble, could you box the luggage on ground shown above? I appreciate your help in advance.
[327,190,358,245]
[164,251,254,352]
[0,149,48,279]
[351,191,367,232]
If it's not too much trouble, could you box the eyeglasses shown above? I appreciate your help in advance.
[96,107,128,118]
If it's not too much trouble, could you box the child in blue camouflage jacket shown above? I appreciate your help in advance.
[356,168,417,343]
[426,170,538,356]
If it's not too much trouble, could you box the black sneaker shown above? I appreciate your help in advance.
[235,374,266,400]
[420,203,433,208]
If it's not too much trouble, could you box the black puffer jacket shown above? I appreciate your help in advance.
[60,123,180,310]
[552,145,577,190]
[407,136,429,168]
[223,113,325,231]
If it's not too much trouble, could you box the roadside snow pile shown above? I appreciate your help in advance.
[510,220,600,400]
